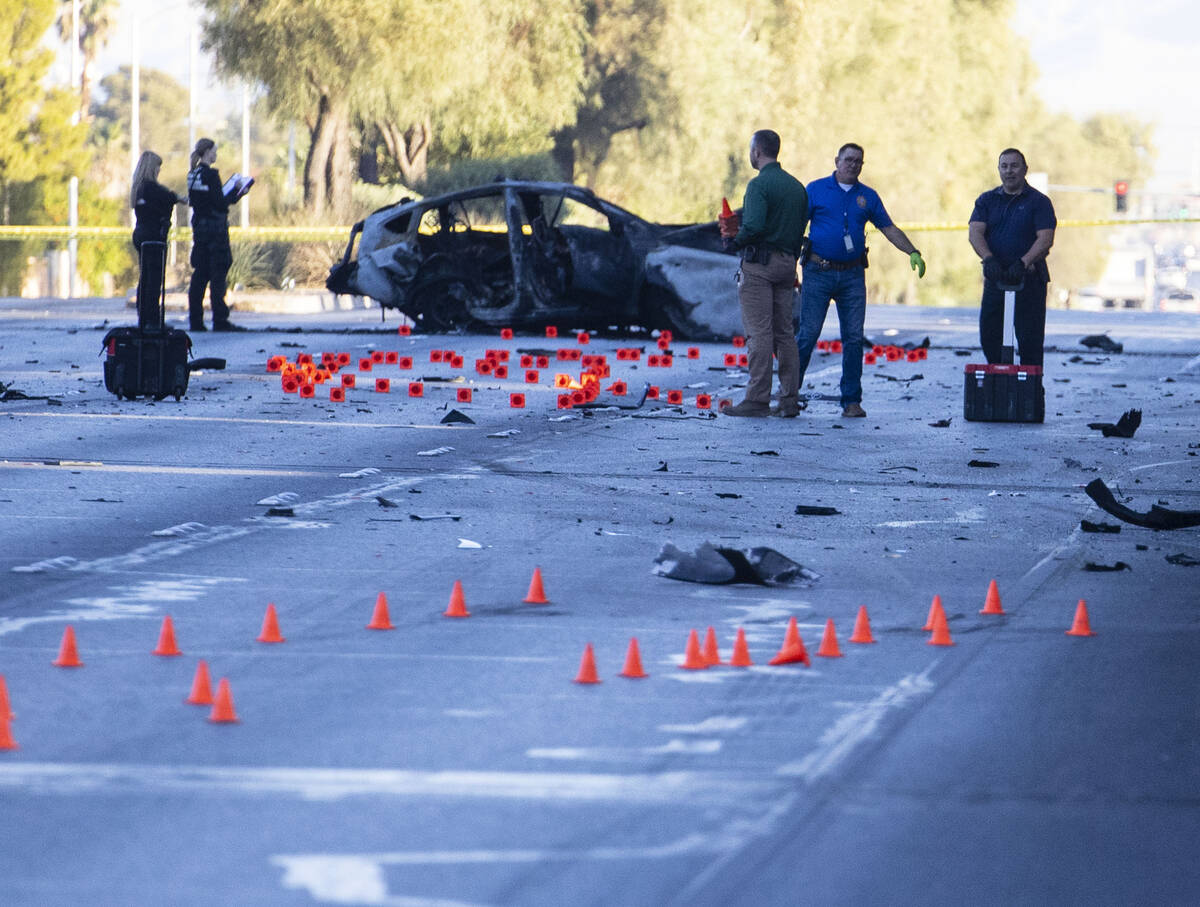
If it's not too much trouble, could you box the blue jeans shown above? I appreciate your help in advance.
[795,264,866,406]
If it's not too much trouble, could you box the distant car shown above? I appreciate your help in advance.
[327,180,762,339]
[1158,288,1200,313]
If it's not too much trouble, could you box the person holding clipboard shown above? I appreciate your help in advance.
[186,137,252,331]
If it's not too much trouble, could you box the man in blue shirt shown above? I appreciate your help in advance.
[794,143,926,418]
[968,148,1057,366]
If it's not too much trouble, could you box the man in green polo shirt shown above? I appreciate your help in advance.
[720,129,809,417]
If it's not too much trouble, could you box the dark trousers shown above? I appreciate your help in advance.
[979,279,1047,366]
[188,240,232,328]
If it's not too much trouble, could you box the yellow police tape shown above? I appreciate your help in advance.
[0,216,1196,243]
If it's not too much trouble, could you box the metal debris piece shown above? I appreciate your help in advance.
[795,504,840,516]
[457,538,483,549]
[750,450,780,457]
[1084,479,1200,530]
[1080,520,1121,534]
[1087,409,1141,438]
[928,418,951,427]
[376,496,399,508]
[440,409,475,424]
[1083,561,1131,572]
[410,514,463,521]
[1080,334,1123,353]
[265,507,294,517]
[487,429,521,438]
[968,459,1000,468]
[652,542,819,586]
[1166,553,1200,567]
[416,446,455,456]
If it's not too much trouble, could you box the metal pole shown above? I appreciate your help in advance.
[241,84,250,228]
[188,20,198,154]
[68,0,81,298]
[131,18,140,228]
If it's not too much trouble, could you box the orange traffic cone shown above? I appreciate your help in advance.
[152,615,182,656]
[257,603,285,643]
[729,628,753,667]
[0,714,17,751]
[816,618,843,657]
[443,581,470,618]
[980,579,1005,615]
[523,568,549,604]
[927,608,955,646]
[187,660,214,705]
[619,637,647,678]
[849,605,876,643]
[0,674,13,720]
[574,643,600,683]
[769,617,810,666]
[680,630,709,669]
[702,626,722,665]
[923,595,946,632]
[1066,599,1095,637]
[720,197,734,218]
[208,677,239,723]
[53,626,83,667]
[367,592,395,630]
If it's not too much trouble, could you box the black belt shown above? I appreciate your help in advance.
[808,254,861,271]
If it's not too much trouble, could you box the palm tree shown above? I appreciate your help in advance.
[57,0,119,120]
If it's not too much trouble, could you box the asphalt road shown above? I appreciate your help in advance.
[1,299,1197,906]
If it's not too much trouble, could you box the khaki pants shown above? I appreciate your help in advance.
[738,252,800,406]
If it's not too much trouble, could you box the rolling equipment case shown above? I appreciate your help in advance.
[103,241,191,401]
[963,282,1044,423]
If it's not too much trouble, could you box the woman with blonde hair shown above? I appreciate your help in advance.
[130,150,180,251]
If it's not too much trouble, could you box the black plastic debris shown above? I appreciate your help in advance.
[968,459,1000,468]
[652,542,819,586]
[409,514,462,521]
[188,357,226,371]
[1087,409,1141,438]
[1080,520,1121,534]
[651,515,674,525]
[1085,479,1200,530]
[1084,561,1131,572]
[654,461,669,472]
[715,493,742,499]
[928,419,951,428]
[875,373,924,383]
[265,507,294,517]
[440,409,475,424]
[1080,334,1123,353]
[1067,355,1106,365]
[751,450,780,457]
[376,496,399,508]
[1166,553,1200,567]
[795,504,840,516]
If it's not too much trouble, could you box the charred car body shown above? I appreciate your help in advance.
[327,180,771,339]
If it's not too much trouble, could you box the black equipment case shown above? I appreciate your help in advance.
[963,284,1044,423]
[103,242,191,401]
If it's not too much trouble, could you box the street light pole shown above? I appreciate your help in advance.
[131,18,140,228]
[68,0,81,298]
[241,84,250,229]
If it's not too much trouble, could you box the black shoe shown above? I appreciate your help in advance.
[189,323,207,332]
[212,321,247,332]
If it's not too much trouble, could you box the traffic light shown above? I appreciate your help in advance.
[1114,180,1129,213]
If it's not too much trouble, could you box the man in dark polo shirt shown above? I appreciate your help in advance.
[720,129,809,418]
[794,143,925,418]
[968,148,1057,365]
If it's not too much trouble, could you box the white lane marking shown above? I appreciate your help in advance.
[0,458,325,478]
[7,412,467,430]
[0,763,773,803]
[9,474,477,574]
[657,716,747,733]
[339,468,381,478]
[527,740,722,760]
[776,667,935,781]
[0,577,238,637]
[1130,459,1194,472]
[876,506,985,529]
[272,835,719,905]
[646,739,722,755]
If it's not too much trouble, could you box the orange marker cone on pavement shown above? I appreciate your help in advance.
[729,628,754,667]
[980,579,1005,615]
[208,677,239,723]
[367,592,395,630]
[620,637,648,678]
[1066,599,1095,637]
[574,643,600,684]
[0,674,13,720]
[816,619,843,657]
[849,605,876,643]
[923,595,946,632]
[187,660,214,705]
[769,617,811,666]
[523,568,549,604]
[680,630,709,669]
[53,626,83,667]
[702,626,722,665]
[257,603,285,643]
[443,581,470,618]
[0,714,17,751]
[152,616,182,656]
[927,609,955,646]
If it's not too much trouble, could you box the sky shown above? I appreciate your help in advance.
[68,0,1200,192]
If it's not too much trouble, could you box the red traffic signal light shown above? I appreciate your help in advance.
[1114,180,1129,213]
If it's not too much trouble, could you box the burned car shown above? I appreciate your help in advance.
[327,180,770,339]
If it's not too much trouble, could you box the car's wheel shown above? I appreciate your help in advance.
[408,271,483,332]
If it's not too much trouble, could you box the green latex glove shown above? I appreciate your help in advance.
[909,250,926,278]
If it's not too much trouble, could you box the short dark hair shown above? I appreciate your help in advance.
[837,142,864,160]
[752,130,781,159]
[999,147,1027,167]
